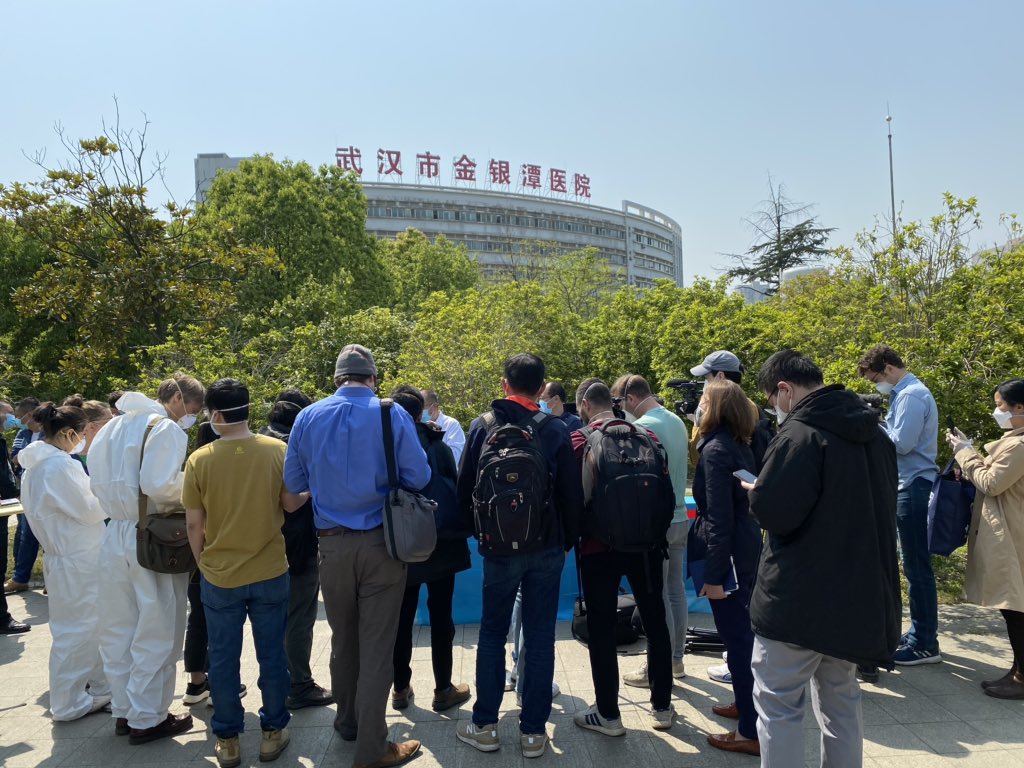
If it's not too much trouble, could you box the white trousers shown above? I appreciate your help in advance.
[752,634,863,768]
[45,552,109,721]
[98,519,188,730]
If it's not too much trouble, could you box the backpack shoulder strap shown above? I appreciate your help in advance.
[379,399,399,492]
[528,411,554,431]
[138,417,165,526]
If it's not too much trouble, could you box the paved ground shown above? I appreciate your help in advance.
[1,588,1023,767]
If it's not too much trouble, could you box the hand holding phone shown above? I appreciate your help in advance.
[733,469,758,484]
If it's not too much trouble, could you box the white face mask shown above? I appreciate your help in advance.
[773,387,792,426]
[207,403,250,435]
[993,407,1018,430]
[875,381,895,396]
[693,404,705,426]
[177,414,197,430]
[73,438,86,454]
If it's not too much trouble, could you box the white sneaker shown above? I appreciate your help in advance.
[457,721,500,752]
[650,704,675,731]
[707,663,732,684]
[88,695,112,714]
[672,660,686,679]
[520,732,548,758]
[574,704,626,737]
[623,662,650,689]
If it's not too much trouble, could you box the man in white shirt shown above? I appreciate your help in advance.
[89,374,205,744]
[421,390,466,466]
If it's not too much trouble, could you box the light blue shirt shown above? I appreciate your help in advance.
[284,387,431,530]
[883,372,939,490]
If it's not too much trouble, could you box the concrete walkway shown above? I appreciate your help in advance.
[1,589,1022,767]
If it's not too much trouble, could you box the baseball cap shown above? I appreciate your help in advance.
[690,350,743,377]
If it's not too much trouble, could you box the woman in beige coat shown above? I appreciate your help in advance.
[949,378,1024,700]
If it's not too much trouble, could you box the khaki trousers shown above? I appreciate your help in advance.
[318,527,407,765]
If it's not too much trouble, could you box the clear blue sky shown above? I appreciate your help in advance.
[3,1,1020,281]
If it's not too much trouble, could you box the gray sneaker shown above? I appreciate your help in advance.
[520,732,548,758]
[574,704,626,737]
[651,704,675,731]
[457,721,500,752]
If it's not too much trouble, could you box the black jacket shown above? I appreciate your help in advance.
[458,399,583,553]
[409,422,471,584]
[750,410,776,473]
[749,385,900,669]
[691,426,761,585]
[260,422,317,575]
[0,435,18,498]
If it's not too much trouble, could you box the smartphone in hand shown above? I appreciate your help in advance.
[946,414,956,433]
[733,469,758,484]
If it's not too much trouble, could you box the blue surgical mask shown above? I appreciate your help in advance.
[420,412,431,424]
[539,400,552,414]
[4,414,25,431]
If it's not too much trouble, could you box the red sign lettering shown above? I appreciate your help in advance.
[574,173,591,199]
[377,149,403,177]
[521,163,542,190]
[549,168,567,194]
[417,151,441,179]
[335,146,363,175]
[453,154,477,182]
[489,159,511,185]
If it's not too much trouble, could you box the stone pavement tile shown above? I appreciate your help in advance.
[931,692,1021,722]
[59,733,140,766]
[128,729,208,764]
[0,713,53,740]
[965,717,1024,750]
[872,693,959,724]
[44,713,111,740]
[861,698,896,727]
[583,729,664,768]
[0,736,84,767]
[905,720,1005,756]
[862,724,932,757]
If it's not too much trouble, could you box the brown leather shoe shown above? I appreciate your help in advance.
[3,580,29,595]
[353,739,421,768]
[982,663,1017,690]
[391,686,413,710]
[115,718,130,736]
[712,702,739,719]
[984,671,1024,700]
[707,730,760,756]
[432,683,471,712]
[128,713,194,744]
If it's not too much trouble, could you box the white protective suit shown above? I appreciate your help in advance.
[19,441,109,721]
[434,410,466,466]
[88,392,190,730]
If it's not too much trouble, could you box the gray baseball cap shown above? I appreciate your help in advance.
[690,350,743,377]
[334,344,378,379]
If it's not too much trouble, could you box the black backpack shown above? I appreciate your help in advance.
[580,420,674,552]
[472,409,553,555]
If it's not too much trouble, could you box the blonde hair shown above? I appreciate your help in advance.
[156,373,205,406]
[698,379,758,444]
[81,400,111,422]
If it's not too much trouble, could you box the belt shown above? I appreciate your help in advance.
[317,524,383,538]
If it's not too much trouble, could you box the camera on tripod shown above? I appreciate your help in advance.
[666,379,704,418]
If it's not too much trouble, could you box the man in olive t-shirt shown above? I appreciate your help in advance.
[183,379,308,768]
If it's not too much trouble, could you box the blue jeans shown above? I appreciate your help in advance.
[896,477,938,653]
[201,572,291,738]
[13,515,40,584]
[474,546,564,734]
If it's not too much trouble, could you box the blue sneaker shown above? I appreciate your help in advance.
[892,645,942,666]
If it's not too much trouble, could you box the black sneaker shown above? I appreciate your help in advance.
[857,665,879,684]
[183,680,210,705]
[287,684,334,710]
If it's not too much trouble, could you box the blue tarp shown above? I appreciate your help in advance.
[417,496,709,624]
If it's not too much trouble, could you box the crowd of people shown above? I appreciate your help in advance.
[2,341,1023,768]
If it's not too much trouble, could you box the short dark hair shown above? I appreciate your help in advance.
[717,370,742,385]
[14,397,39,417]
[757,349,824,394]
[545,381,568,403]
[421,389,439,408]
[31,403,87,439]
[504,353,546,396]
[391,384,425,423]
[195,421,220,448]
[577,379,612,411]
[205,378,249,422]
[611,374,652,399]
[995,379,1024,409]
[857,344,905,376]
[268,389,312,429]
[107,390,124,409]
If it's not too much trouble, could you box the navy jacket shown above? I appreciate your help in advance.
[457,399,583,553]
[691,426,761,585]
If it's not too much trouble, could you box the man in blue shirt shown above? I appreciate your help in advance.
[285,344,430,768]
[858,344,940,666]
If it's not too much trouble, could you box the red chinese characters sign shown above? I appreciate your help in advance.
[336,145,591,198]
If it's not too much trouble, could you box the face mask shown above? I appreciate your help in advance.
[420,411,431,424]
[774,388,792,426]
[993,407,1018,430]
[205,403,250,434]
[693,405,705,426]
[4,414,25,431]
[875,381,895,396]
[177,414,197,430]
[539,400,552,414]
[73,438,86,454]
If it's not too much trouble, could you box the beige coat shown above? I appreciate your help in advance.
[956,426,1024,612]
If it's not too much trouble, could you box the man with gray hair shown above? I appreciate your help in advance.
[285,344,431,768]
[420,390,466,465]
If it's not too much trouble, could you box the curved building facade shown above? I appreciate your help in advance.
[363,183,683,288]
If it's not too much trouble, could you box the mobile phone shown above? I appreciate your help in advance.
[733,469,758,484]
[946,414,956,432]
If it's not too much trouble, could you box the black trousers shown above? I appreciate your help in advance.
[392,574,456,692]
[1,518,10,623]
[580,549,672,718]
[708,580,757,739]
[286,562,321,695]
[1002,609,1024,668]
[184,569,208,674]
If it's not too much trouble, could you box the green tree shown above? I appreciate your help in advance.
[376,230,478,314]
[727,176,835,295]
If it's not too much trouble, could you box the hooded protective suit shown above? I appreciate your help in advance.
[88,392,190,730]
[20,441,109,721]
